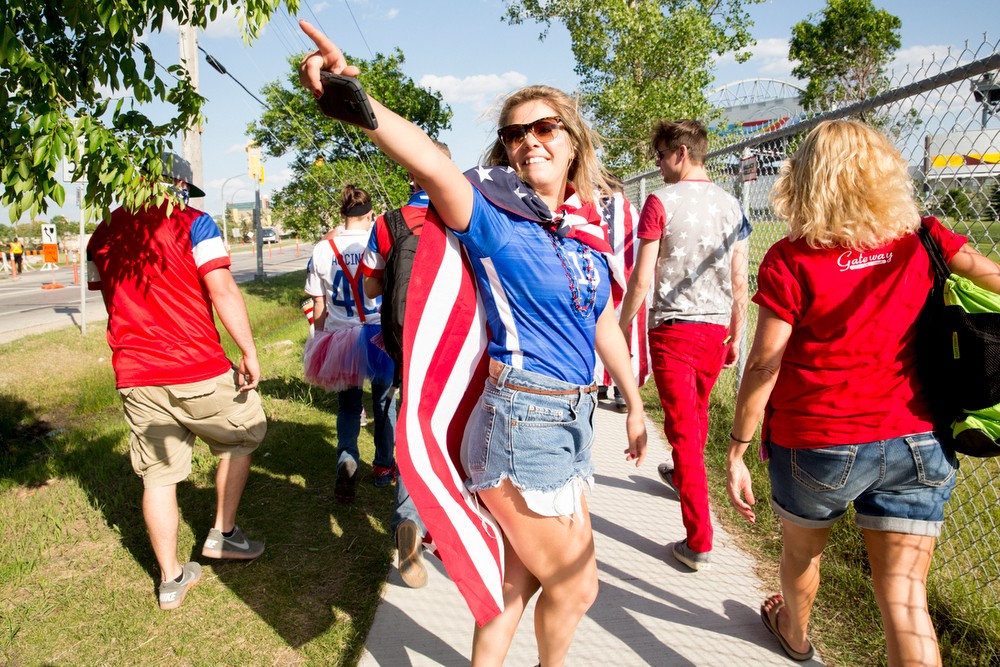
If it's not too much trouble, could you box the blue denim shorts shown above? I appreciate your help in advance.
[462,363,597,517]
[767,433,958,537]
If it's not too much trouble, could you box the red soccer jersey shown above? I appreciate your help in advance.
[87,203,233,388]
[754,217,967,447]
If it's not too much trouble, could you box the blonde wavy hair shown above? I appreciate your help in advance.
[483,85,611,205]
[771,120,920,249]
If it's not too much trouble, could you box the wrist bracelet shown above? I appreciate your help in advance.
[729,432,752,444]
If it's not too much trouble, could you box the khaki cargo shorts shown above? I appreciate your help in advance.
[119,368,267,488]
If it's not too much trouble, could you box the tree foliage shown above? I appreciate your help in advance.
[248,49,451,241]
[1,0,294,223]
[789,0,901,112]
[503,0,763,174]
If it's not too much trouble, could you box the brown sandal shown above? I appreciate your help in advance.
[760,594,815,661]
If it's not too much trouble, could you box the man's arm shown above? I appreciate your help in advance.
[725,238,750,368]
[203,268,260,391]
[619,238,658,338]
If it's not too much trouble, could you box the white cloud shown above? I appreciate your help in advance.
[752,37,791,61]
[264,166,293,190]
[715,37,798,83]
[202,9,243,38]
[386,8,399,20]
[890,44,958,77]
[419,72,529,112]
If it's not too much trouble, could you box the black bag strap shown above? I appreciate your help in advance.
[917,222,951,285]
[385,207,417,248]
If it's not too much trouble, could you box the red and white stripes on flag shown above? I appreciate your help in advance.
[395,168,622,627]
[396,209,503,627]
[595,192,651,388]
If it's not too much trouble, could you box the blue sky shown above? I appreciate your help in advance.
[9,0,997,225]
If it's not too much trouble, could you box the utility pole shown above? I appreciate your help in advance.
[179,3,204,208]
[247,141,265,279]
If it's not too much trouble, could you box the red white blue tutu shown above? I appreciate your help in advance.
[304,323,395,391]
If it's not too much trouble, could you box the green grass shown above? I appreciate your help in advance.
[0,271,393,667]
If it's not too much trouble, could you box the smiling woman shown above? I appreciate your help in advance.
[297,19,647,667]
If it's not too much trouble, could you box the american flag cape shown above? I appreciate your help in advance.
[594,191,651,388]
[396,166,614,627]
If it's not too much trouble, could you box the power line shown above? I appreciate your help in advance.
[300,0,330,41]
[198,46,267,107]
[343,0,374,58]
[197,43,395,212]
[196,4,401,214]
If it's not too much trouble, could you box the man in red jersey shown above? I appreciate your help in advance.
[88,154,267,610]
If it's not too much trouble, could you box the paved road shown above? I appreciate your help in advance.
[0,242,314,344]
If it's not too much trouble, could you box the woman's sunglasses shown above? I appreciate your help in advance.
[497,116,564,148]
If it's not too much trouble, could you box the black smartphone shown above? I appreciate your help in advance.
[317,72,379,130]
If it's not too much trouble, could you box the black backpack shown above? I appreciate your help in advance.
[380,207,421,382]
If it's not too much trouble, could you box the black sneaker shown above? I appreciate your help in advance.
[335,458,358,504]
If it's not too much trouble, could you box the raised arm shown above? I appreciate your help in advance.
[298,20,473,232]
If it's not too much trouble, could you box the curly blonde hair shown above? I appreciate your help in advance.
[483,85,610,205]
[771,120,919,249]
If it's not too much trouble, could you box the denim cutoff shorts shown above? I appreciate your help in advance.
[766,432,958,537]
[462,363,597,517]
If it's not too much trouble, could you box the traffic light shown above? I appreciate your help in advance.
[245,141,264,184]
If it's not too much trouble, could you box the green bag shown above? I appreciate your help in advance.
[918,225,1000,457]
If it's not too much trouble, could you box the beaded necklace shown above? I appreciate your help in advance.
[548,230,597,317]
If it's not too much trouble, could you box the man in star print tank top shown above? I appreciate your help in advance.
[619,119,751,571]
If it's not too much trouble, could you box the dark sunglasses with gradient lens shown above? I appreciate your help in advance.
[497,116,563,148]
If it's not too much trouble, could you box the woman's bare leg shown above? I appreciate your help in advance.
[775,519,830,655]
[471,480,598,667]
[863,529,941,667]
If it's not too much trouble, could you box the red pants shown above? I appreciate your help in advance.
[649,321,729,553]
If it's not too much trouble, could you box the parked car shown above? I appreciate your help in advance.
[260,227,278,244]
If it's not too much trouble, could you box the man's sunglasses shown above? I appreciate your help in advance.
[497,116,564,148]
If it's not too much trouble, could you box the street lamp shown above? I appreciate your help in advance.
[220,173,245,249]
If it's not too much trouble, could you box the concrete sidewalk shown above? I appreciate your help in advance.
[360,402,825,666]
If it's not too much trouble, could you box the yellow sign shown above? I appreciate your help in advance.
[245,141,264,183]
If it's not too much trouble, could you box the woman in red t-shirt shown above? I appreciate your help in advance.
[726,120,1000,665]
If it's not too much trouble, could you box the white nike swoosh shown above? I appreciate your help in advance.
[229,537,249,550]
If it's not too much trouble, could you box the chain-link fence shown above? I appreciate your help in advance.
[625,36,1000,646]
